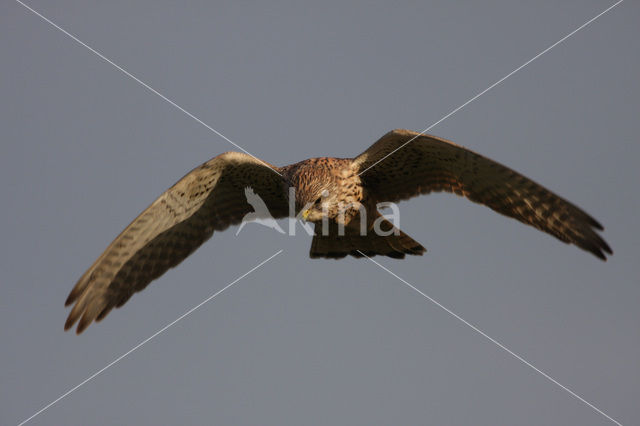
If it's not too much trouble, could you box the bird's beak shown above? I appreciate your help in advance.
[302,209,311,221]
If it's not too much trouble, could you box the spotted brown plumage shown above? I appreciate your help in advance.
[65,152,289,334]
[353,129,611,260]
[65,130,611,333]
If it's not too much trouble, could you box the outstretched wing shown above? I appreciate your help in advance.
[65,152,288,334]
[353,129,612,260]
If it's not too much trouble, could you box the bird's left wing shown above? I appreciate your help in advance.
[65,152,288,334]
[353,129,611,260]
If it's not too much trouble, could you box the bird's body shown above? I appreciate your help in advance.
[64,129,611,334]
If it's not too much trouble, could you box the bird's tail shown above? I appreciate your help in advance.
[309,218,426,259]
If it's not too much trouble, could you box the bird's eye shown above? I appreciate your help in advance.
[313,197,322,205]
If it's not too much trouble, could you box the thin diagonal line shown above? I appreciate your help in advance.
[357,251,622,425]
[14,0,281,176]
[18,249,284,426]
[358,0,623,176]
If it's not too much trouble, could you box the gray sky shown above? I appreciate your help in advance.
[1,1,639,425]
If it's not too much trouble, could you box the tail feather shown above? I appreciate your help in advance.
[309,219,426,259]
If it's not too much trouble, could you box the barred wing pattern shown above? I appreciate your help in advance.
[354,129,611,260]
[65,152,288,334]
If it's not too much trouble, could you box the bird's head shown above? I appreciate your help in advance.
[284,158,362,223]
[298,188,333,222]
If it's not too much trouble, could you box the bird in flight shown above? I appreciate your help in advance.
[235,186,285,235]
[65,129,611,333]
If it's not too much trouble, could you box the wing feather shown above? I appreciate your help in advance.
[353,129,612,260]
[65,152,287,333]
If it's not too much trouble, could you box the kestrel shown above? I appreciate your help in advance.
[65,129,612,333]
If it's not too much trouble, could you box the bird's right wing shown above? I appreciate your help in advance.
[65,152,288,334]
